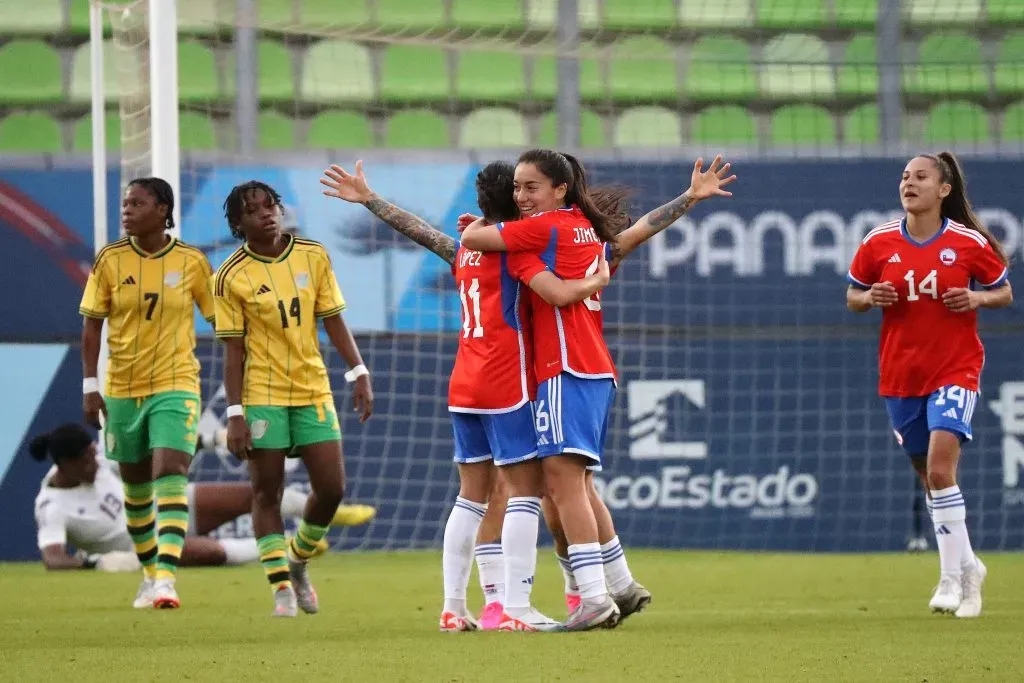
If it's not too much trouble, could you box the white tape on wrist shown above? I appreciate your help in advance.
[345,364,369,383]
[83,378,99,394]
[226,404,244,418]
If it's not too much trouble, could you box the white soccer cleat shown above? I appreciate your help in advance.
[439,610,479,632]
[955,558,987,619]
[929,575,963,614]
[272,585,298,618]
[497,607,561,632]
[152,578,181,609]
[132,576,156,609]
[288,554,319,615]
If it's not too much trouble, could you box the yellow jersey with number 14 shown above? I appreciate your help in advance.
[213,236,346,407]
[79,237,215,398]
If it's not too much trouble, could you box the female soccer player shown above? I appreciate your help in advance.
[846,152,1012,618]
[320,160,610,632]
[462,149,735,630]
[215,181,373,618]
[80,177,214,609]
[29,423,358,575]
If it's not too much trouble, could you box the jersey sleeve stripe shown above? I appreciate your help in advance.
[947,225,988,247]
[79,306,108,319]
[214,250,248,296]
[92,238,130,270]
[215,328,245,338]
[861,223,900,244]
[980,266,1009,289]
[846,272,871,289]
[315,304,345,319]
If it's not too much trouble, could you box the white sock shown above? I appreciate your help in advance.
[601,535,634,595]
[557,554,579,596]
[281,486,308,519]
[218,538,260,565]
[501,497,541,615]
[931,485,966,580]
[442,497,486,614]
[569,542,607,600]
[475,542,504,604]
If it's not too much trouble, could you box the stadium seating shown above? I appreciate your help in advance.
[613,106,681,147]
[988,0,1024,25]
[0,40,62,105]
[532,47,606,102]
[179,111,218,150]
[833,0,878,29]
[380,45,450,104]
[372,0,446,30]
[73,112,122,151]
[678,0,753,28]
[759,34,835,99]
[526,0,601,29]
[903,33,988,96]
[923,101,991,143]
[905,0,981,26]
[257,110,296,150]
[771,104,837,145]
[756,0,828,30]
[70,40,146,103]
[451,0,526,31]
[0,0,62,34]
[996,32,1024,95]
[837,34,878,96]
[178,41,221,103]
[1004,102,1024,141]
[256,39,296,102]
[603,0,676,30]
[302,40,375,104]
[456,47,527,103]
[843,103,880,145]
[685,36,757,101]
[691,105,758,145]
[385,109,451,148]
[459,108,528,147]
[608,37,678,104]
[0,113,62,152]
[307,110,375,148]
[538,109,607,147]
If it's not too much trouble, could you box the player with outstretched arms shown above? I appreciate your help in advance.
[80,178,214,609]
[320,160,609,632]
[846,151,1012,618]
[215,182,374,618]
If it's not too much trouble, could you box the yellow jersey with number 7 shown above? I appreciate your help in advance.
[213,236,346,407]
[79,237,215,398]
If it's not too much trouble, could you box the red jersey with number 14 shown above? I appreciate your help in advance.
[499,206,617,385]
[847,217,1008,397]
[447,244,533,413]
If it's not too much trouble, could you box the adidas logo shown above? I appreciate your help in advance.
[888,253,901,263]
[935,524,951,535]
[256,284,271,295]
[121,275,136,285]
[537,434,549,445]
[942,408,959,419]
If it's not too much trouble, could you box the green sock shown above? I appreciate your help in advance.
[288,520,329,561]
[153,474,188,581]
[258,534,291,593]
[122,481,157,578]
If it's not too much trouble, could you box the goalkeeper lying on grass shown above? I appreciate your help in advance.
[30,423,374,587]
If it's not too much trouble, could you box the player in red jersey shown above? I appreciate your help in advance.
[320,160,608,632]
[847,152,1012,618]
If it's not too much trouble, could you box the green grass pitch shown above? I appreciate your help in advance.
[1,551,1021,682]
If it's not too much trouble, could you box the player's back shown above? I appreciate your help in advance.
[448,245,532,412]
[34,458,132,554]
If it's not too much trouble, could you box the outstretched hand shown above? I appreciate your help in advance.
[320,160,374,204]
[688,155,737,201]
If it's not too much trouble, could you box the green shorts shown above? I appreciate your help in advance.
[246,402,341,452]
[104,391,200,463]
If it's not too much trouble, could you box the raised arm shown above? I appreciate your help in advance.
[320,161,457,265]
[527,252,610,307]
[611,155,736,268]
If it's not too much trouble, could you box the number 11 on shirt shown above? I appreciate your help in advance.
[460,278,483,338]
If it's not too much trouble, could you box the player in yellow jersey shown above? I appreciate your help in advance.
[214,181,374,618]
[80,177,214,610]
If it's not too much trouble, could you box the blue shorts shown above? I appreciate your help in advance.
[884,385,977,457]
[534,373,615,468]
[450,403,537,466]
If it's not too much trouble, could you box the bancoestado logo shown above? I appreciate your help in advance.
[593,380,818,519]
[989,382,1024,507]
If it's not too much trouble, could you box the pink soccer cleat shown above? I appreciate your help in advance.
[439,610,479,632]
[478,601,504,630]
[565,593,581,615]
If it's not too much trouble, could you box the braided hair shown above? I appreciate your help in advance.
[126,177,175,229]
[222,180,284,240]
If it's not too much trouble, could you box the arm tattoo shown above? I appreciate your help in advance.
[364,195,457,265]
[645,191,698,234]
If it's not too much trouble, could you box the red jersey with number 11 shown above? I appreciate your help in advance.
[447,244,533,413]
[847,217,1008,397]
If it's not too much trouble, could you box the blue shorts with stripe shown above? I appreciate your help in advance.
[534,373,615,468]
[450,403,537,466]
[884,384,977,457]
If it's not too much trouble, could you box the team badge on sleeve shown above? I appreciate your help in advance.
[939,248,957,266]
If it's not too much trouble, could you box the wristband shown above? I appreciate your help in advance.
[82,553,101,570]
[345,364,369,383]
[226,404,244,418]
[83,377,99,394]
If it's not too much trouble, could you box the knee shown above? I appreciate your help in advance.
[253,485,283,513]
[927,467,956,491]
[312,479,344,507]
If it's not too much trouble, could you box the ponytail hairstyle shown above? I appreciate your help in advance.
[517,149,629,243]
[126,177,176,229]
[922,151,1008,265]
[475,160,519,224]
[29,424,93,464]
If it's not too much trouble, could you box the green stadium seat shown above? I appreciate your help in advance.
[1003,102,1024,141]
[459,108,528,147]
[385,109,451,148]
[770,105,837,146]
[987,0,1024,25]
[0,113,62,153]
[608,37,677,104]
[843,103,880,145]
[756,0,827,29]
[538,109,607,147]
[838,34,878,96]
[73,112,122,151]
[452,0,525,30]
[686,36,757,101]
[833,0,878,29]
[0,41,62,105]
[613,107,681,147]
[533,48,604,102]
[372,0,446,30]
[995,32,1024,95]
[302,40,374,104]
[307,111,375,148]
[526,0,601,29]
[380,45,450,104]
[177,0,233,35]
[905,0,981,26]
[0,0,62,34]
[179,111,218,150]
[678,0,753,28]
[258,111,296,150]
[904,32,988,96]
[70,40,146,103]
[294,0,370,28]
[924,101,990,143]
[456,47,526,103]
[691,106,757,145]
[256,40,294,101]
[603,0,676,29]
[760,34,835,99]
[178,41,220,103]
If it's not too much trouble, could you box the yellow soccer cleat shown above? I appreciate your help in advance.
[331,503,376,527]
